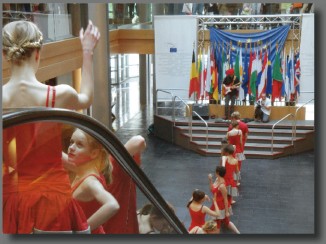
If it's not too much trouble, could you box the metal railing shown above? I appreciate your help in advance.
[294,99,314,137]
[192,111,209,151]
[156,89,209,151]
[172,96,209,151]
[155,89,174,116]
[172,95,191,140]
[271,113,294,153]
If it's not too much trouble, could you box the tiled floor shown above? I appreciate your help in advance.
[112,78,315,234]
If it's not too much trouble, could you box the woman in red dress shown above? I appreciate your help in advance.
[226,120,246,163]
[208,166,240,234]
[222,145,240,204]
[187,189,220,232]
[226,120,245,186]
[2,19,100,233]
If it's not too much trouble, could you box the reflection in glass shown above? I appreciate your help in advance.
[3,121,178,234]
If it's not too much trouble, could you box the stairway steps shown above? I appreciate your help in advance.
[172,119,314,130]
[191,140,290,150]
[155,115,314,159]
[199,148,284,159]
[176,125,313,135]
[181,132,304,143]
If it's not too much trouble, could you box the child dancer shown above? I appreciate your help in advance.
[208,166,240,234]
[222,144,240,204]
[226,120,245,185]
[187,189,220,232]
[68,128,120,234]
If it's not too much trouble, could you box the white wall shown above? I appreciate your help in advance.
[154,15,197,100]
[299,13,314,104]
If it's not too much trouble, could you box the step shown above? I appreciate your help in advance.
[200,148,285,159]
[175,125,313,136]
[191,141,290,151]
[171,118,315,130]
[155,114,313,159]
[181,132,304,143]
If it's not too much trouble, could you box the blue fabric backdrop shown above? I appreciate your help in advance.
[209,25,290,98]
[209,25,290,65]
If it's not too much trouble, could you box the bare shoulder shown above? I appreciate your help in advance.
[54,84,79,109]
[55,84,77,96]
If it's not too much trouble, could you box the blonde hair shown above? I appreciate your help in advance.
[75,129,113,185]
[231,111,241,120]
[202,220,217,232]
[2,20,43,64]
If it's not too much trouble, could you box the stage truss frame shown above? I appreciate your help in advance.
[196,14,302,49]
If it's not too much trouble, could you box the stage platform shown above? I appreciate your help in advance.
[189,104,306,121]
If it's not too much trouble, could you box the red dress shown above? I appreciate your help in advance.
[72,174,107,234]
[102,155,140,234]
[210,182,232,228]
[224,159,239,197]
[228,129,246,162]
[2,123,89,233]
[2,86,89,234]
[228,120,249,148]
[188,205,205,231]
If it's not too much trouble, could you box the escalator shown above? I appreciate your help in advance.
[2,108,188,234]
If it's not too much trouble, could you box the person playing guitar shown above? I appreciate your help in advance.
[222,68,241,119]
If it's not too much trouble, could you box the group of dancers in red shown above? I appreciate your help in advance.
[187,111,248,234]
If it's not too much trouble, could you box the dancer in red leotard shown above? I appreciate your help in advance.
[187,189,220,232]
[208,166,240,234]
[222,145,240,205]
[2,19,100,233]
[228,111,248,171]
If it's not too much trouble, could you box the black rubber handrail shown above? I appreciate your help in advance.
[2,108,188,234]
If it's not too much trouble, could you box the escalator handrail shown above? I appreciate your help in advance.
[2,108,188,234]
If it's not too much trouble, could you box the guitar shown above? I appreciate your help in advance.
[222,80,242,96]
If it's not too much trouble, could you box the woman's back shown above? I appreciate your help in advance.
[188,203,205,231]
[3,80,49,108]
[2,78,79,109]
[2,19,100,234]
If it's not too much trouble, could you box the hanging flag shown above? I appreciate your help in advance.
[213,45,220,99]
[211,46,218,101]
[286,47,295,101]
[234,48,240,80]
[205,45,211,96]
[235,46,244,101]
[292,51,301,100]
[289,47,295,95]
[257,48,268,99]
[221,46,229,98]
[239,46,244,98]
[249,49,259,99]
[214,44,219,101]
[242,44,249,99]
[256,48,263,88]
[266,44,273,97]
[198,47,204,100]
[229,43,234,68]
[188,49,199,99]
[248,47,255,95]
[283,48,290,101]
[217,43,224,95]
[272,50,283,102]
